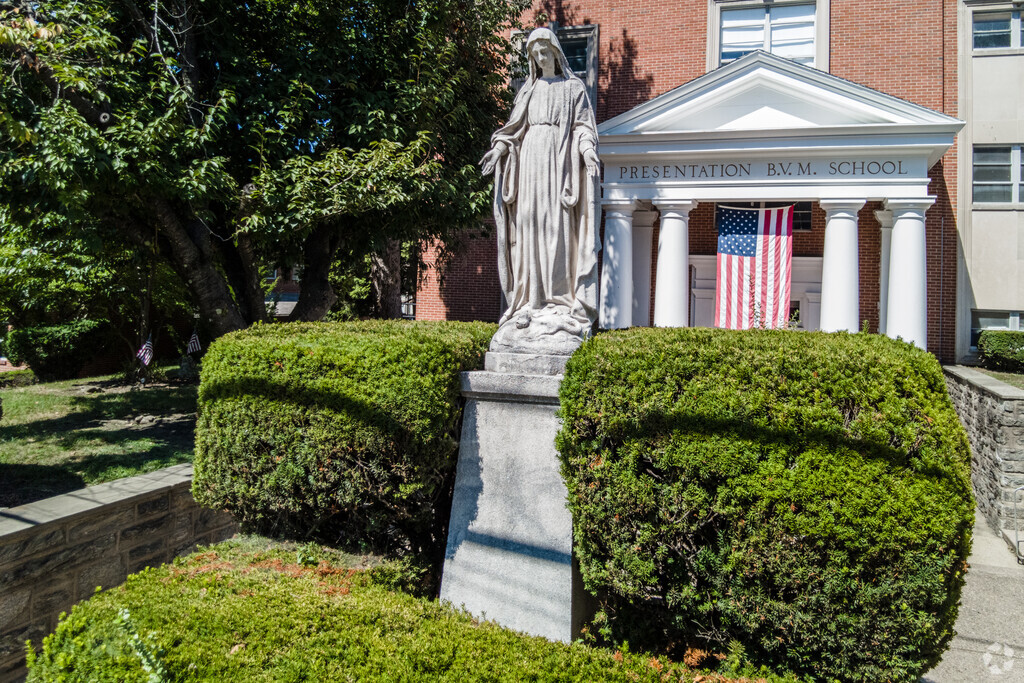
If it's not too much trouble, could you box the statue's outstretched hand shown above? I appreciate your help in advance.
[583,148,600,176]
[480,146,504,176]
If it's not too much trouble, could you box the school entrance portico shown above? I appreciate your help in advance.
[596,51,963,349]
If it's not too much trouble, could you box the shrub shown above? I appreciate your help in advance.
[557,328,973,683]
[27,542,717,682]
[978,330,1024,373]
[192,320,494,563]
[4,319,111,381]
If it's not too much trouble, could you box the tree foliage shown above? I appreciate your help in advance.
[1,0,526,337]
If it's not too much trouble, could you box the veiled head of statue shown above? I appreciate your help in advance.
[525,27,575,81]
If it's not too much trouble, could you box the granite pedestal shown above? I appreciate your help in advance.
[439,354,591,642]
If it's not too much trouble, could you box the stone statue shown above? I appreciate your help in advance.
[480,27,601,356]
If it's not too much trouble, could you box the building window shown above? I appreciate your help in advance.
[971,310,1019,348]
[973,10,1023,50]
[708,0,830,72]
[720,2,816,65]
[720,201,812,231]
[973,145,1023,204]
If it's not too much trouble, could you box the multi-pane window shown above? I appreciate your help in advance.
[971,310,1020,348]
[973,10,1024,50]
[722,201,812,231]
[720,3,816,66]
[973,146,1023,203]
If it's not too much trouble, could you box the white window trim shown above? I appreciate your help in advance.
[972,144,1024,209]
[969,4,1024,54]
[969,309,1020,350]
[706,0,830,72]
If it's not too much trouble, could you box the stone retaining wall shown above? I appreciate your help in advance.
[0,464,236,681]
[944,366,1024,550]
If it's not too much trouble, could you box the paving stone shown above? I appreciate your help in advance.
[0,534,116,589]
[67,507,134,544]
[76,558,127,597]
[0,589,30,632]
[30,583,73,621]
[0,527,65,567]
[136,494,169,518]
[0,622,46,659]
[119,514,172,546]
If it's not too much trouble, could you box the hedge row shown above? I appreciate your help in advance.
[4,319,109,381]
[978,329,1024,373]
[557,328,973,683]
[27,542,725,683]
[192,320,494,561]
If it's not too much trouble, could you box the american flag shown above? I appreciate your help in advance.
[136,335,153,366]
[186,331,201,354]
[715,205,793,330]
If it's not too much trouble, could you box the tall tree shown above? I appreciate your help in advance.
[0,0,526,336]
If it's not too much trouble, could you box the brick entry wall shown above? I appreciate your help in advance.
[0,465,236,682]
[414,0,961,362]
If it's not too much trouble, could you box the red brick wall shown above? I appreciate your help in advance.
[415,0,960,360]
[415,236,503,323]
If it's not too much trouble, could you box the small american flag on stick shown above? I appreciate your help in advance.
[136,335,154,366]
[715,205,793,330]
[186,330,201,354]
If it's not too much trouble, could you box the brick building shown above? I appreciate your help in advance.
[416,0,1020,364]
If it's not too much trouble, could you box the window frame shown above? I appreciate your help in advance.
[970,309,1020,349]
[972,144,1024,207]
[971,7,1024,52]
[707,0,830,72]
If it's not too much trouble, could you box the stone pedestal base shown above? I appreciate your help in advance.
[439,370,592,642]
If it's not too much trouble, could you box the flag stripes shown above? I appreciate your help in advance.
[714,205,793,330]
[136,336,154,366]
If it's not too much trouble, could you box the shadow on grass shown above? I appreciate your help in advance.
[0,384,197,508]
[0,384,196,442]
[0,464,86,508]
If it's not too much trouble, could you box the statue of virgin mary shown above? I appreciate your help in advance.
[480,27,600,356]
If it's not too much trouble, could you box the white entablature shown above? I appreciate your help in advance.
[594,51,964,351]
[597,51,963,203]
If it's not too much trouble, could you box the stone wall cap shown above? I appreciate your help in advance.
[0,464,194,539]
[945,366,1024,401]
[461,371,562,404]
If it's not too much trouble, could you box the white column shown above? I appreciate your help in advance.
[885,198,934,349]
[652,201,696,327]
[631,210,657,327]
[874,209,894,336]
[599,199,638,329]
[819,199,865,333]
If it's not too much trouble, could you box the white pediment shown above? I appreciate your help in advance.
[598,51,961,136]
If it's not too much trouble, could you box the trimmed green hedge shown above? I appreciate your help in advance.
[27,542,713,682]
[557,328,973,683]
[978,330,1024,373]
[5,319,109,381]
[192,320,494,561]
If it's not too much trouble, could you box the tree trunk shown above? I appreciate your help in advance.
[148,200,248,337]
[289,225,340,322]
[370,239,403,319]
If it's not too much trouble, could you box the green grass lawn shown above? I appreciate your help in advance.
[0,369,196,508]
[975,367,1024,390]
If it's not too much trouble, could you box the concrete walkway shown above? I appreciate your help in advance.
[923,514,1024,682]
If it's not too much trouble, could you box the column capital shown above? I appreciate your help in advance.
[819,199,867,217]
[601,198,641,218]
[874,209,894,230]
[632,210,659,229]
[652,199,696,219]
[884,197,935,219]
